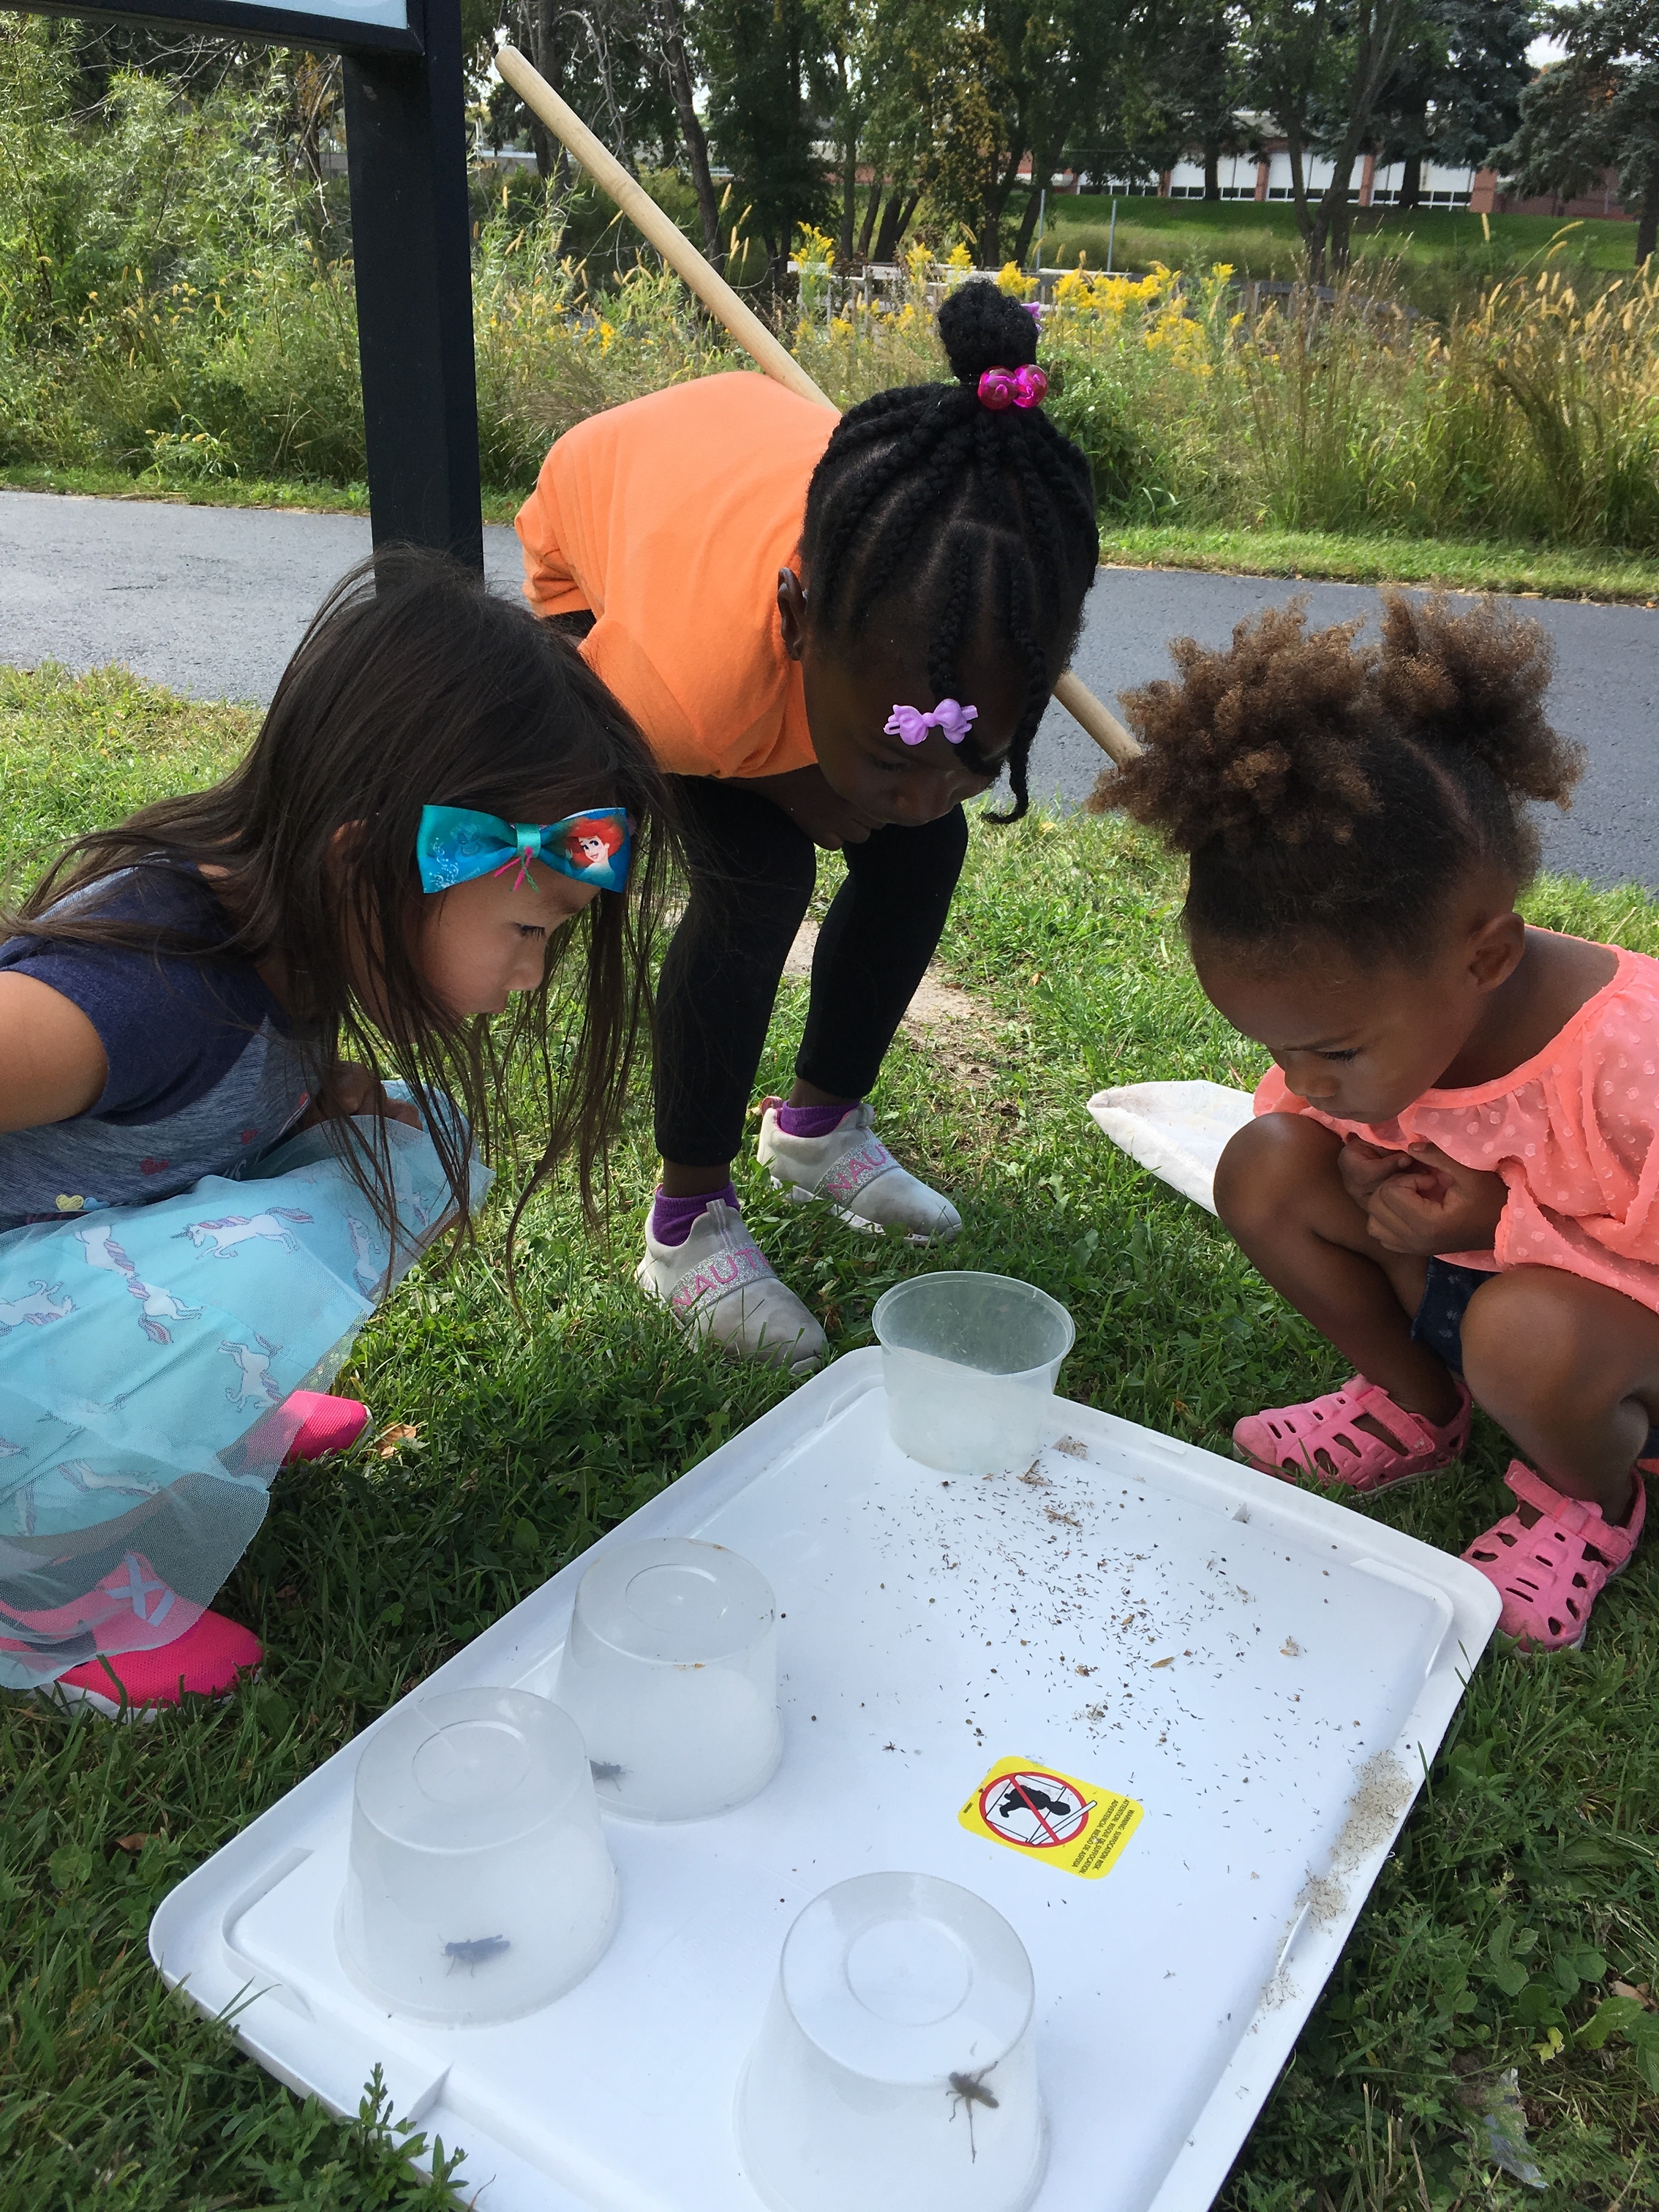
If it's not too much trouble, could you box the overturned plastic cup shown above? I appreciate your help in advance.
[873,1271,1075,1474]
[336,1686,618,2024]
[735,1870,1046,2212]
[554,1536,782,1821]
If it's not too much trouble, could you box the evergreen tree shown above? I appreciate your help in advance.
[1372,0,1533,209]
[1502,0,1659,263]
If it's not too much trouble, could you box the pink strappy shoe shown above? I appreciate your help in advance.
[1234,1374,1472,1493]
[1463,1462,1646,1652]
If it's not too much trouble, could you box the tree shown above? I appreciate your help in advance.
[1502,0,1659,264]
[928,0,1149,265]
[699,0,829,284]
[857,0,958,262]
[1007,0,1149,258]
[1140,0,1247,201]
[655,0,723,266]
[1373,0,1532,211]
[1241,0,1421,279]
[805,0,885,265]
[930,19,1020,260]
[489,0,676,181]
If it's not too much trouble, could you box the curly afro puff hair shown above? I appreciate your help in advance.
[799,278,1098,821]
[1100,592,1583,963]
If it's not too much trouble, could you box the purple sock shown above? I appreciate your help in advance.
[775,1099,860,1139]
[650,1183,737,1248]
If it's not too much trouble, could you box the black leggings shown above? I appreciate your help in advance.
[655,777,968,1166]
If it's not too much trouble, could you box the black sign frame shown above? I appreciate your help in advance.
[9,0,484,569]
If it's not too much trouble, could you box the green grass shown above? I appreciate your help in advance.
[0,464,527,529]
[2,665,1657,2209]
[1096,527,1659,605]
[1032,195,1644,285]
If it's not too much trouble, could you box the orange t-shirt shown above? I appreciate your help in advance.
[1253,941,1659,1314]
[515,372,838,780]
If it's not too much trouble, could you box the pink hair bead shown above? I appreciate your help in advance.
[977,364,1049,411]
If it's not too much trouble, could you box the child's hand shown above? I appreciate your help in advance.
[1336,1136,1413,1208]
[301,1066,421,1130]
[750,765,884,849]
[1363,1142,1507,1255]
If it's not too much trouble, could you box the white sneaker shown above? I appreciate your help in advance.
[757,1103,962,1243]
[635,1199,826,1373]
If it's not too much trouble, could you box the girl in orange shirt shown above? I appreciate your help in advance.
[1109,592,1652,1651]
[519,282,1098,1369]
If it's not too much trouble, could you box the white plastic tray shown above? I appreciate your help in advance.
[151,1352,1500,2212]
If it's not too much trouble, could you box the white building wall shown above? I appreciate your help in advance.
[1145,142,1477,206]
[1366,159,1475,206]
[1165,153,1260,199]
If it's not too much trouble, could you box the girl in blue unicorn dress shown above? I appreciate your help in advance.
[0,552,674,1715]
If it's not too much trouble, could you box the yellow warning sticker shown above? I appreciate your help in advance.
[959,1755,1143,1880]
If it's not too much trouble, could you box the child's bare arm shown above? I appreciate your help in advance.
[0,973,108,1133]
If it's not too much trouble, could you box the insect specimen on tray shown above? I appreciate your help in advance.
[589,1760,628,1784]
[947,2066,999,2161]
[444,1935,511,1974]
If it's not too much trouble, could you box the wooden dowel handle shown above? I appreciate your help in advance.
[1051,668,1138,767]
[494,45,1140,766]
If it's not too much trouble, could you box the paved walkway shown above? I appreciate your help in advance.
[3,488,1655,884]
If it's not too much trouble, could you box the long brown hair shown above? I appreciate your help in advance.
[10,549,679,1246]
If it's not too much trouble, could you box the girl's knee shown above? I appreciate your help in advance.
[1461,1271,1603,1418]
[1213,1113,1340,1236]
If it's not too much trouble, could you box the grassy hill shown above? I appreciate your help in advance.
[1027,194,1642,296]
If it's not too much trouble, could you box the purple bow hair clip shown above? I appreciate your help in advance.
[977,364,1049,411]
[884,699,979,747]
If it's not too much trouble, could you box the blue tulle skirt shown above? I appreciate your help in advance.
[0,1107,490,1690]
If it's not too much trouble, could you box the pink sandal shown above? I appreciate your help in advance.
[1463,1462,1645,1652]
[1234,1374,1472,1493]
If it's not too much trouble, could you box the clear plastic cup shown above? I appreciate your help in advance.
[554,1536,782,1821]
[873,1271,1075,1474]
[735,1871,1046,2212]
[336,1686,617,2024]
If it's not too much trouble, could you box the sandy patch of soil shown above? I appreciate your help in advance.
[783,916,996,1074]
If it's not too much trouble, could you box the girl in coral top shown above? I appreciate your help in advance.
[1108,592,1652,1651]
[517,282,1098,1371]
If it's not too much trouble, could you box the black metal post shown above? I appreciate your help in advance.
[343,0,483,571]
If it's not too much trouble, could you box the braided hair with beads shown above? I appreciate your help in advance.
[798,279,1098,821]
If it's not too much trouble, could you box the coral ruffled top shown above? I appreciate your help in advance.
[1254,941,1659,1314]
[514,372,838,780]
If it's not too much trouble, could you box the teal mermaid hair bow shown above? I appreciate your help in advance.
[415,805,633,895]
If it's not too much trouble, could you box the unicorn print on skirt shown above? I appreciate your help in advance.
[0,1105,488,1690]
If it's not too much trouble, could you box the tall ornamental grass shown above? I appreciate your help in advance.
[1031,255,1659,550]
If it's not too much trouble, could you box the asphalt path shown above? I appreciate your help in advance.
[3,487,1655,884]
